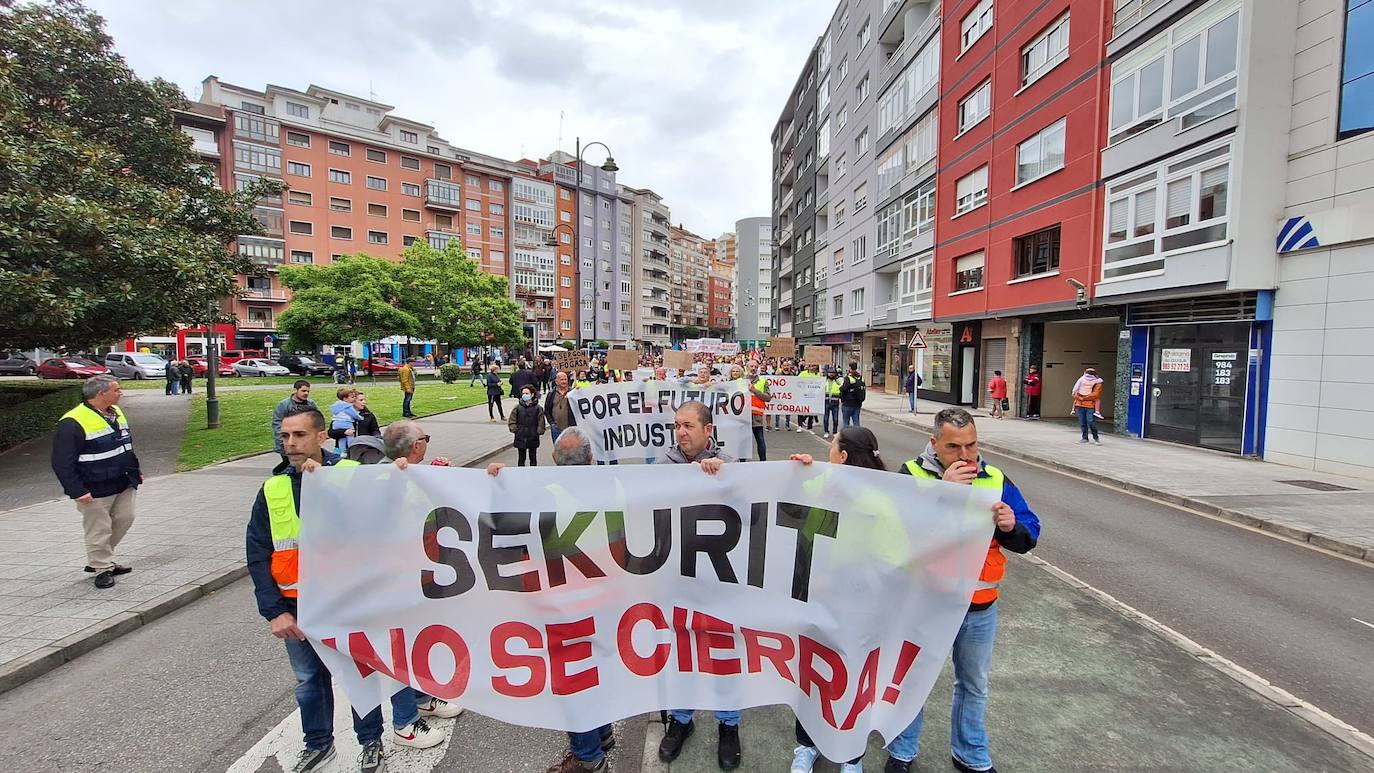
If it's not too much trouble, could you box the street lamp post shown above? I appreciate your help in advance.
[573,137,618,347]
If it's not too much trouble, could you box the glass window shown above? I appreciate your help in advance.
[1341,0,1374,138]
[958,81,991,132]
[288,220,312,235]
[961,0,994,52]
[402,182,421,196]
[402,209,421,222]
[955,166,989,214]
[287,161,310,177]
[286,131,311,148]
[954,252,985,291]
[368,203,387,217]
[287,102,309,119]
[1015,118,1067,185]
[287,190,312,206]
[400,130,418,144]
[1022,13,1071,87]
[328,169,351,184]
[331,226,352,240]
[329,140,351,156]
[368,231,388,244]
[401,156,421,170]
[366,176,386,191]
[1014,226,1061,277]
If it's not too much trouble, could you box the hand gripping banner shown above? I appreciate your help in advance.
[298,462,996,762]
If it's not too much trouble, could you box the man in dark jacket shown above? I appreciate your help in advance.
[509,359,538,399]
[838,361,866,428]
[51,375,141,589]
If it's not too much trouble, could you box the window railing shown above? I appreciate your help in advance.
[1113,0,1168,33]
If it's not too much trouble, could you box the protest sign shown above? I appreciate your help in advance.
[298,462,996,762]
[803,346,834,368]
[663,350,694,371]
[606,350,640,372]
[768,337,797,358]
[719,342,741,356]
[569,381,752,461]
[698,338,723,354]
[764,374,824,415]
[633,367,655,382]
[554,350,589,372]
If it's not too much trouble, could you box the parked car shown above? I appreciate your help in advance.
[103,352,168,380]
[233,358,290,377]
[36,357,110,379]
[0,352,38,376]
[186,356,235,377]
[278,353,333,376]
[365,356,402,374]
[218,349,265,366]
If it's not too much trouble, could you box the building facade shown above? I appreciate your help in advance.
[623,186,673,348]
[668,225,712,340]
[734,217,774,344]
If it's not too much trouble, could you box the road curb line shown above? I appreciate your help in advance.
[1023,553,1374,761]
[866,408,1372,565]
[0,439,514,697]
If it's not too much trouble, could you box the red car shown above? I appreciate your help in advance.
[187,356,235,377]
[37,357,110,379]
[366,356,401,373]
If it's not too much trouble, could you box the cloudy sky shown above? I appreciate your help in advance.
[86,0,835,238]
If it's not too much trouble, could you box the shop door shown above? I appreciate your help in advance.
[1147,322,1250,452]
[960,346,976,404]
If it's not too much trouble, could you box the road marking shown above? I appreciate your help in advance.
[1025,554,1374,762]
[1354,617,1374,631]
[226,683,456,773]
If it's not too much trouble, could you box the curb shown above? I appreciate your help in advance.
[0,437,515,697]
[866,407,1373,566]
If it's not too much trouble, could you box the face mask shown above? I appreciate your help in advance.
[521,394,532,403]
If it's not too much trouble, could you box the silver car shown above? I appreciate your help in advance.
[0,352,37,376]
[102,352,167,380]
[232,358,290,377]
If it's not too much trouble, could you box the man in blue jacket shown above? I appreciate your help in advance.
[885,407,1041,773]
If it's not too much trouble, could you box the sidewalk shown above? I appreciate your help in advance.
[863,391,1372,563]
[646,558,1372,771]
[0,399,515,694]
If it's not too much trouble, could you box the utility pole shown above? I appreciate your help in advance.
[205,301,221,428]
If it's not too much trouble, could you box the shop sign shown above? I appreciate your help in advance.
[1160,349,1192,372]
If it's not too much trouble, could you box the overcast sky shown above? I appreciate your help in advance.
[86,0,834,238]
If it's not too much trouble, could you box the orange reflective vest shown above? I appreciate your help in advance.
[263,460,360,598]
[750,377,769,416]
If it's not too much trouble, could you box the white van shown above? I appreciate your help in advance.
[103,352,167,380]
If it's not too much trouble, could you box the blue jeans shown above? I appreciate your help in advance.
[670,709,740,727]
[772,414,792,429]
[354,688,422,745]
[568,724,614,763]
[823,402,839,434]
[1077,406,1098,441]
[908,391,916,412]
[841,405,861,427]
[888,605,999,769]
[284,637,335,750]
[550,424,562,442]
[402,391,414,416]
[752,425,766,461]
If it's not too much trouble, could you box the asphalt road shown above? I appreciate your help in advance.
[846,415,1374,737]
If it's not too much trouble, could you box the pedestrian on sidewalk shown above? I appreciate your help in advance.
[469,356,482,387]
[747,362,771,461]
[272,380,315,467]
[508,385,547,466]
[903,364,922,414]
[822,367,842,438]
[486,428,616,773]
[399,359,417,418]
[544,371,576,443]
[885,407,1041,773]
[178,359,194,395]
[51,375,140,590]
[839,361,866,427]
[485,363,506,422]
[163,359,180,395]
[248,408,445,773]
[987,370,1008,419]
[1022,365,1042,420]
[1072,368,1104,445]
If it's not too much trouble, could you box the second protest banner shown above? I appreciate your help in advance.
[764,374,824,415]
[569,380,753,461]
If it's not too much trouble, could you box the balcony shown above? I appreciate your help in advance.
[427,230,460,250]
[243,287,288,303]
[239,316,275,330]
[425,178,462,211]
[1113,0,1168,36]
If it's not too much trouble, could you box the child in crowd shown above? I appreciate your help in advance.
[329,387,364,452]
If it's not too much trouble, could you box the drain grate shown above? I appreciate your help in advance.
[1277,479,1358,493]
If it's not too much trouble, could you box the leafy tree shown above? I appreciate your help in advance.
[275,253,419,352]
[0,0,279,350]
[393,240,525,351]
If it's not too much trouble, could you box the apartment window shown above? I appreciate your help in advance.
[958,81,991,133]
[368,231,388,245]
[233,141,280,173]
[490,203,504,215]
[1016,118,1067,185]
[491,226,505,238]
[490,180,504,192]
[906,179,936,235]
[855,128,870,156]
[562,277,572,288]
[400,130,418,144]
[560,189,571,200]
[288,220,313,235]
[835,153,847,179]
[402,182,421,196]
[877,200,903,257]
[853,235,868,264]
[403,235,417,246]
[400,208,420,223]
[1108,0,1240,143]
[834,200,846,226]
[467,222,482,236]
[435,164,453,181]
[561,298,572,308]
[290,250,313,264]
[466,175,480,186]
[328,169,351,184]
[469,248,482,259]
[331,226,352,240]
[856,74,870,103]
[961,0,994,53]
[1341,1,1374,138]
[857,17,871,48]
[1014,226,1062,277]
[834,246,845,272]
[400,155,421,170]
[366,176,386,191]
[560,232,572,244]
[899,260,918,302]
[464,199,481,213]
[955,252,985,291]
[878,40,940,135]
[428,145,441,154]
[239,101,265,115]
[837,105,849,131]
[955,166,989,214]
[838,56,849,82]
[286,131,310,148]
[853,182,869,211]
[287,190,312,206]
[851,288,865,313]
[287,161,310,177]
[368,203,387,217]
[287,101,310,119]
[560,211,572,223]
[363,149,385,164]
[329,197,351,212]
[328,140,351,156]
[1023,13,1071,88]
[833,294,844,317]
[435,214,453,229]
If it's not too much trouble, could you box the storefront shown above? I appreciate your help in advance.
[862,332,889,390]
[901,322,980,406]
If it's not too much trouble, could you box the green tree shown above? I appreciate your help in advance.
[393,240,525,351]
[0,0,279,350]
[275,253,419,352]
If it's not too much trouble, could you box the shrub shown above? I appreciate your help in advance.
[0,382,83,452]
[438,363,461,383]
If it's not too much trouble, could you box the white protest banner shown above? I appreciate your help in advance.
[698,338,723,353]
[298,462,996,763]
[764,374,824,415]
[719,341,741,356]
[569,380,753,462]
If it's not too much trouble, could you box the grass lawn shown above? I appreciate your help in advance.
[122,368,512,390]
[176,381,490,471]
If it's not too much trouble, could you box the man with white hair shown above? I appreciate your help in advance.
[385,419,451,468]
[51,374,141,589]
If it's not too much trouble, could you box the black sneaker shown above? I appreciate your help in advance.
[600,726,616,752]
[658,717,694,762]
[290,745,336,772]
[93,570,116,589]
[884,756,912,773]
[717,722,741,770]
[951,757,996,773]
[84,564,132,575]
[359,740,385,773]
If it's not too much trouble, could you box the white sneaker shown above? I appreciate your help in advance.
[839,762,864,773]
[791,745,821,773]
[417,696,463,719]
[393,717,445,749]
[1093,438,1102,445]
[795,426,803,432]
